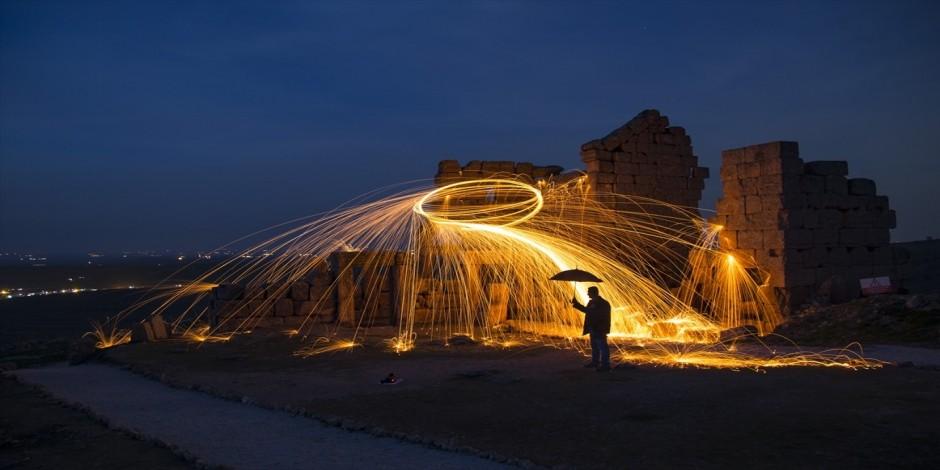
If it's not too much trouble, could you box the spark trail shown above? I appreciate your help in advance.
[99,175,882,370]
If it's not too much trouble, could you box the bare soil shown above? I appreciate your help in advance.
[0,375,194,470]
[103,331,940,469]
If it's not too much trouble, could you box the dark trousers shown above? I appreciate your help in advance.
[590,333,610,367]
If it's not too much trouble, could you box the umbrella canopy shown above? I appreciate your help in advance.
[549,269,603,283]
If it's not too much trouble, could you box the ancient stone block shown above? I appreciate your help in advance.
[867,228,890,245]
[868,246,892,265]
[805,161,848,176]
[582,149,613,162]
[848,178,876,196]
[799,174,825,194]
[812,228,839,246]
[598,161,615,173]
[745,195,763,214]
[717,197,742,215]
[615,174,635,184]
[515,162,534,174]
[763,230,786,249]
[244,285,266,301]
[790,229,813,248]
[614,182,635,194]
[614,161,639,175]
[838,228,867,246]
[720,161,738,179]
[290,281,310,300]
[461,169,483,180]
[824,175,848,195]
[214,284,244,301]
[760,156,803,176]
[789,267,816,287]
[739,162,761,179]
[865,195,889,211]
[481,161,500,173]
[275,298,294,317]
[657,164,687,177]
[738,230,764,249]
[438,160,460,172]
[740,178,760,195]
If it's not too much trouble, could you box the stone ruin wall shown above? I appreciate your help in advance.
[209,251,530,329]
[714,141,910,311]
[579,109,709,210]
[434,160,565,186]
[209,109,918,328]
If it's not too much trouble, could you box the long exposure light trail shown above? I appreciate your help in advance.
[92,175,883,369]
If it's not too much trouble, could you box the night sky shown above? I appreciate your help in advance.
[2,1,938,253]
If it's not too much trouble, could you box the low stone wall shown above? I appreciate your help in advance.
[435,160,564,186]
[208,252,519,329]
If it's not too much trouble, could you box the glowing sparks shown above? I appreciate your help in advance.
[181,325,233,343]
[102,175,882,369]
[84,320,132,349]
[385,334,416,354]
[293,337,361,357]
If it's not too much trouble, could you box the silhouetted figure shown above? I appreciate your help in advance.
[572,286,611,372]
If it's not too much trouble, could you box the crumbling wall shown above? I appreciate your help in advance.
[580,109,709,209]
[434,160,564,186]
[714,141,905,311]
[210,260,336,329]
[208,251,506,329]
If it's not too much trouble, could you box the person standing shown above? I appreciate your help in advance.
[572,286,611,372]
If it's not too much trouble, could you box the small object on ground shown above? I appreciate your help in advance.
[447,334,476,346]
[583,361,598,368]
[596,365,611,373]
[380,373,400,384]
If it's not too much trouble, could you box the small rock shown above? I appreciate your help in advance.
[905,295,927,310]
[447,334,476,346]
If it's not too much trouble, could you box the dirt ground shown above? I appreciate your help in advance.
[103,331,940,469]
[0,375,194,470]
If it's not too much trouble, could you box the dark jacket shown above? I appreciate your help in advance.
[573,296,611,336]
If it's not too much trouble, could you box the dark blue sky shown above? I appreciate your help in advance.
[2,1,938,253]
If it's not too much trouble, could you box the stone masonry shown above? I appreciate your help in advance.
[209,110,918,328]
[580,109,709,209]
[435,160,564,187]
[714,141,902,311]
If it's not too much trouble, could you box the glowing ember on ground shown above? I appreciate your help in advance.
[84,320,132,349]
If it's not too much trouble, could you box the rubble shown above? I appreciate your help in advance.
[770,294,940,346]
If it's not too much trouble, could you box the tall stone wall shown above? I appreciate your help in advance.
[580,109,709,209]
[714,141,903,310]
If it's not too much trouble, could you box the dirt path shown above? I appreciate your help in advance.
[12,364,509,470]
[0,375,194,469]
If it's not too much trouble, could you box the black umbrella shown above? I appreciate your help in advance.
[549,269,603,283]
